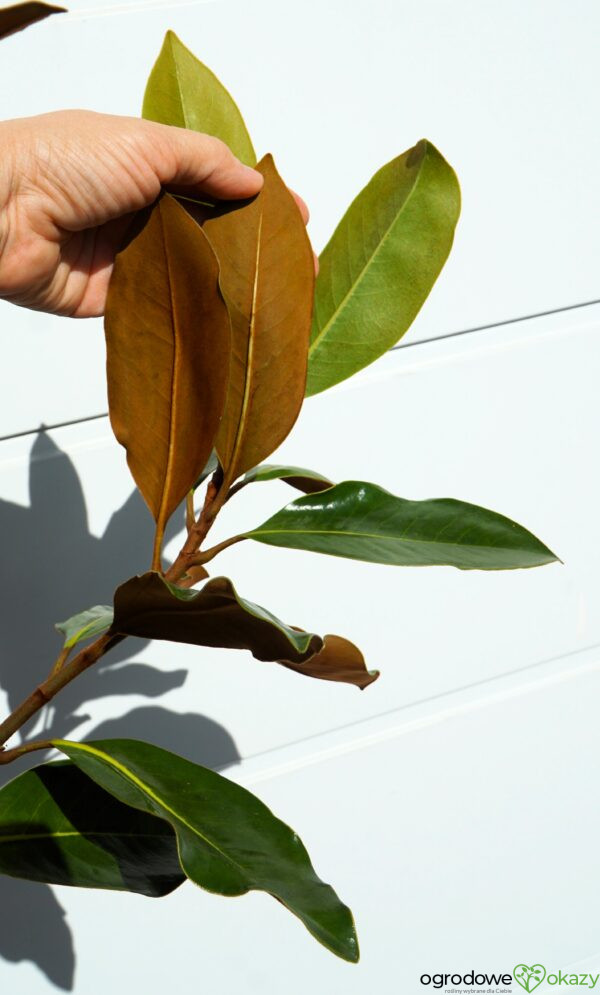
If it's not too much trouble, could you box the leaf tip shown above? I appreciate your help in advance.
[339,924,360,963]
[360,669,380,690]
[256,151,276,177]
[164,28,182,50]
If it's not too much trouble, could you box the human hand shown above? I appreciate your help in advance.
[0,110,313,317]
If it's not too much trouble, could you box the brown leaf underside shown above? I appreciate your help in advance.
[203,154,315,485]
[104,194,230,543]
[112,573,377,688]
[281,474,333,494]
[112,573,321,663]
[281,635,379,690]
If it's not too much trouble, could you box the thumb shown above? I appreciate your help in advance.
[142,119,263,200]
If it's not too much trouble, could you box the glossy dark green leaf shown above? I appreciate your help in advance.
[0,760,183,896]
[143,30,256,167]
[246,481,558,570]
[55,605,113,649]
[306,141,461,395]
[241,463,333,495]
[0,2,65,41]
[111,572,322,663]
[54,738,359,962]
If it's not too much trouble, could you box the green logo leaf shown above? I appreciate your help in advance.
[514,964,547,992]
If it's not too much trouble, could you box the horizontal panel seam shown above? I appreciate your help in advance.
[232,638,600,781]
[1,296,599,444]
[236,642,600,787]
[391,296,600,352]
[0,412,108,445]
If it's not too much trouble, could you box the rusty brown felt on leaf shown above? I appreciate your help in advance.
[203,154,315,486]
[104,193,231,566]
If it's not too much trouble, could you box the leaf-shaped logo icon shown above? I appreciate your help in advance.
[513,963,546,992]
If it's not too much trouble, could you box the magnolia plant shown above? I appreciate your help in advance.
[0,31,557,964]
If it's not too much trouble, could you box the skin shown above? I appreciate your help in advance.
[0,110,313,317]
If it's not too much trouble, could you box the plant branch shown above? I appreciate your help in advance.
[0,468,237,759]
[165,470,229,583]
[185,490,196,532]
[0,632,123,750]
[192,533,247,565]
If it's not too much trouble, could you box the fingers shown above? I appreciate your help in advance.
[288,188,318,273]
[148,123,319,271]
[290,189,310,225]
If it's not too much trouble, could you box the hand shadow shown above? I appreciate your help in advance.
[0,430,240,991]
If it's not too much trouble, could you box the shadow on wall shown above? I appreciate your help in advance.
[0,430,240,992]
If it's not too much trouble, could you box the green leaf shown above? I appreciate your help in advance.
[246,481,559,570]
[112,572,322,663]
[306,140,461,396]
[53,738,359,962]
[55,605,114,649]
[241,463,333,495]
[0,760,184,897]
[143,31,256,167]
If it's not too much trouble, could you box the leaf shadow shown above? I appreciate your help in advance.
[0,430,241,990]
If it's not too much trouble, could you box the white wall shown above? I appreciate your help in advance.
[0,2,598,992]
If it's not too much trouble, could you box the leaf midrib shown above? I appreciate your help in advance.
[0,831,171,844]
[155,200,180,529]
[170,33,189,129]
[56,742,247,877]
[309,144,428,359]
[226,209,263,478]
[250,527,537,553]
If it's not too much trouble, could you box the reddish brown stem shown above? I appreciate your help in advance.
[0,632,123,750]
[185,490,196,533]
[191,533,247,565]
[165,473,229,583]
